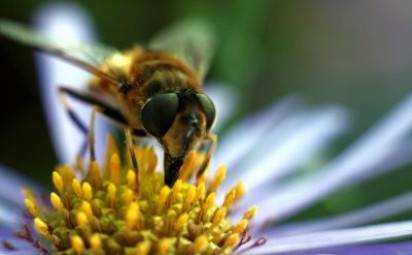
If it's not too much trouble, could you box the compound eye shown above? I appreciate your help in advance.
[141,93,179,137]
[195,93,216,130]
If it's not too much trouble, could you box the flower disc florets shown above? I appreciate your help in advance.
[22,134,258,255]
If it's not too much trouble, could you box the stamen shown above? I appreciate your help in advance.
[157,238,172,255]
[212,207,227,225]
[50,192,63,210]
[81,182,93,201]
[243,206,258,220]
[21,134,261,254]
[126,169,136,189]
[208,165,227,192]
[80,201,93,217]
[234,182,246,202]
[223,189,236,207]
[107,182,117,207]
[184,185,196,210]
[233,219,249,234]
[125,202,139,229]
[52,171,64,194]
[223,233,240,248]
[89,234,102,252]
[174,213,189,232]
[71,178,82,198]
[196,182,206,202]
[179,151,196,181]
[192,235,208,253]
[71,235,84,254]
[122,188,134,205]
[24,198,37,217]
[34,218,49,236]
[109,154,121,185]
[86,161,101,188]
[104,133,119,170]
[76,211,88,227]
[168,180,183,205]
[136,241,150,255]
[158,186,171,209]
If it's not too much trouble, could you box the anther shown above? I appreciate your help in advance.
[126,169,136,189]
[223,233,240,248]
[80,201,93,217]
[34,218,49,236]
[157,238,172,255]
[72,179,82,198]
[174,213,189,232]
[71,235,84,254]
[87,161,101,188]
[82,182,93,201]
[24,198,37,217]
[50,192,63,210]
[110,154,121,185]
[208,165,226,192]
[76,211,88,227]
[192,235,208,253]
[52,171,64,194]
[243,206,258,220]
[126,202,139,229]
[136,241,150,255]
[89,234,102,252]
[212,207,227,225]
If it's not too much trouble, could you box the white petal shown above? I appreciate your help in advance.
[251,93,412,225]
[0,203,20,229]
[0,165,42,207]
[213,96,302,176]
[33,2,109,164]
[247,221,412,254]
[230,106,348,200]
[0,251,38,255]
[265,189,412,237]
[204,82,239,132]
[0,165,41,228]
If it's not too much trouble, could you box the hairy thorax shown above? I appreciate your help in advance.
[88,47,202,130]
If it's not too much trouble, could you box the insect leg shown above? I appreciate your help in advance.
[59,87,128,125]
[196,133,218,178]
[58,87,90,159]
[58,86,129,159]
[59,86,147,136]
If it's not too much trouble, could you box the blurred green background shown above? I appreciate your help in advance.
[0,0,412,223]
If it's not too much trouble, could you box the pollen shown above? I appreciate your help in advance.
[22,133,258,254]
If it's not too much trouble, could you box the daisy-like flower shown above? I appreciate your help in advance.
[3,2,412,255]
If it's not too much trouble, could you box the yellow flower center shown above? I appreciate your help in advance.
[22,134,258,254]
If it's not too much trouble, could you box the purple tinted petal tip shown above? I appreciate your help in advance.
[288,241,412,255]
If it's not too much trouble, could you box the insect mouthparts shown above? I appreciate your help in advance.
[165,158,184,186]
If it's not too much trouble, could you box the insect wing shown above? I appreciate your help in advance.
[148,19,215,80]
[0,19,120,84]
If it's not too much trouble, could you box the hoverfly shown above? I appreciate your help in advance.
[0,19,217,187]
